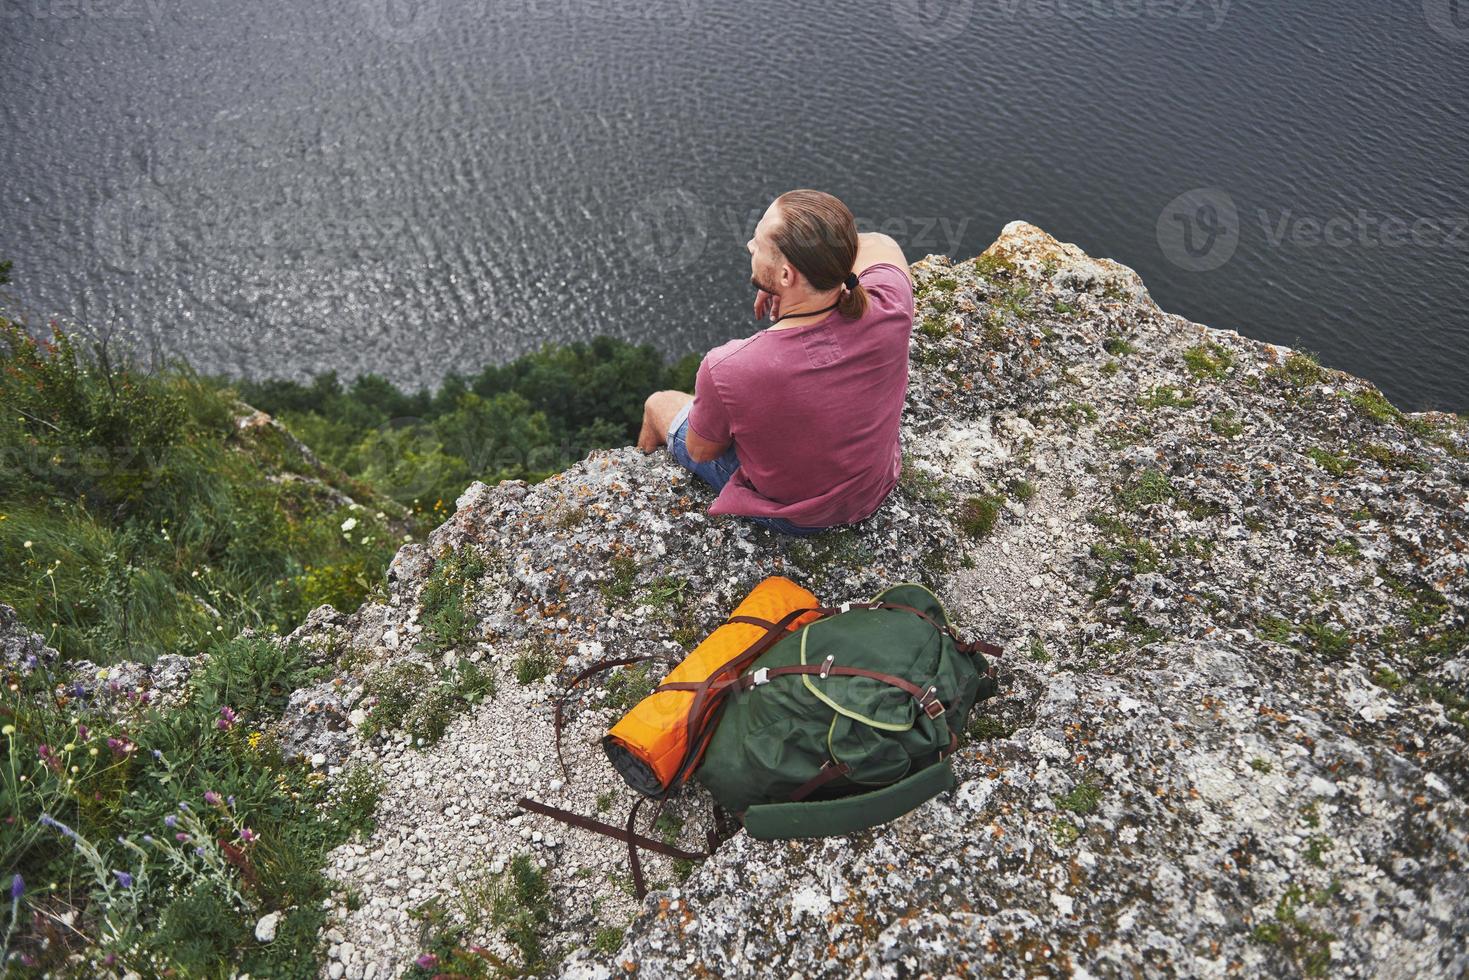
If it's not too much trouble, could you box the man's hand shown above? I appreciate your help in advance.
[754,289,781,322]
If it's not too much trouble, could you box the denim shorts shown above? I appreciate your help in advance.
[666,402,827,538]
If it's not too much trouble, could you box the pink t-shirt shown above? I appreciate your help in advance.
[687,261,914,527]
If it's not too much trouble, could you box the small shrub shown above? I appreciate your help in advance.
[514,638,558,686]
[1182,342,1234,379]
[957,495,1005,539]
[1116,468,1174,510]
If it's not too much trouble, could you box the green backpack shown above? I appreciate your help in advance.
[694,583,1001,840]
[520,583,1002,896]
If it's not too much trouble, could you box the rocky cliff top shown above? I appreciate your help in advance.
[22,222,1469,978]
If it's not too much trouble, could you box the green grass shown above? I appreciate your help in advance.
[1138,385,1196,409]
[957,495,1005,540]
[1250,884,1335,977]
[1007,479,1037,504]
[1348,387,1402,424]
[1182,342,1234,379]
[417,546,490,652]
[1268,350,1326,387]
[1103,336,1135,356]
[603,663,657,714]
[972,253,1018,280]
[2,633,375,975]
[1305,447,1357,477]
[359,656,496,745]
[513,638,559,686]
[1210,410,1244,438]
[0,319,412,666]
[1116,468,1174,510]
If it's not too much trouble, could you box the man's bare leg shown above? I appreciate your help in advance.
[637,390,694,453]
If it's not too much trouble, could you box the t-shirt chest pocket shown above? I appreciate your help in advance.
[802,325,843,368]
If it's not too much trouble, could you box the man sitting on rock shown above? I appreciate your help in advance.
[637,189,914,536]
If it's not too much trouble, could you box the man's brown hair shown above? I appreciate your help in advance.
[771,189,868,319]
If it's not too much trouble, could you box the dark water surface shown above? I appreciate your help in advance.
[2,0,1465,410]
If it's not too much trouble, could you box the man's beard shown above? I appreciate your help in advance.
[750,264,780,295]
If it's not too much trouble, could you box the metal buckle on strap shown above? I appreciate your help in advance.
[750,667,771,687]
[819,655,835,679]
[837,601,852,614]
[918,686,945,719]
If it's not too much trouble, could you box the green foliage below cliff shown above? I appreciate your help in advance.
[232,337,699,517]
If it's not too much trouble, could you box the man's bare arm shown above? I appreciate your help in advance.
[853,232,912,283]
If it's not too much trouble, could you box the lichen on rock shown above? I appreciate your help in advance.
[231,222,1469,976]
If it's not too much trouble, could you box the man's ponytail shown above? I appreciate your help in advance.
[772,190,868,320]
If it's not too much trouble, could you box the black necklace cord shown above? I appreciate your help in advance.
[768,287,846,325]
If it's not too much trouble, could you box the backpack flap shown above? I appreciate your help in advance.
[741,757,957,840]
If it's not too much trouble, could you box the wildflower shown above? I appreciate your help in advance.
[174,833,189,842]
[203,791,221,806]
[38,814,81,844]
[1,724,14,736]
[112,870,133,889]
[239,827,256,843]
[142,835,153,844]
[164,815,177,828]
[152,749,163,760]
[106,736,135,757]
[178,802,189,811]
[9,874,22,900]
[416,954,439,970]
[76,724,89,741]
[194,846,205,857]
[217,706,238,731]
[22,540,31,549]
[246,731,263,750]
[227,795,236,808]
[340,517,358,533]
[71,682,85,699]
[89,747,98,757]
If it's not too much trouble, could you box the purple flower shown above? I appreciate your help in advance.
[227,795,236,808]
[203,791,221,806]
[217,706,238,731]
[178,802,189,811]
[193,846,205,857]
[9,874,22,900]
[416,954,439,969]
[76,724,89,742]
[38,814,80,844]
[112,870,133,889]
[164,815,177,828]
[174,833,190,842]
[71,682,85,699]
[239,827,256,843]
[142,835,153,844]
[151,749,162,760]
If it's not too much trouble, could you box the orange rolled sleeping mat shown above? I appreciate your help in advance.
[603,576,822,797]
